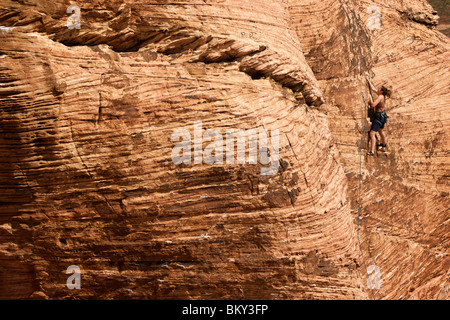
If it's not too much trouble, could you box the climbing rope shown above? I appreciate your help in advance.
[358,92,375,300]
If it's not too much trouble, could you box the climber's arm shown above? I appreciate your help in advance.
[365,73,378,94]
[369,95,383,108]
[368,80,378,95]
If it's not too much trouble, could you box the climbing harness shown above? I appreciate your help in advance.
[375,110,389,124]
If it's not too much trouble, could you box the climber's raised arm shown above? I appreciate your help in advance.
[365,73,378,95]
[368,80,378,95]
[368,92,374,104]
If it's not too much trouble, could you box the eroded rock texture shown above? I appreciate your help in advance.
[0,0,448,300]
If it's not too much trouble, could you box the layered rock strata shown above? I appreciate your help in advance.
[0,0,448,300]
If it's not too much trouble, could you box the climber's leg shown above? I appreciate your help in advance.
[370,130,377,154]
[368,120,382,156]
[379,128,387,147]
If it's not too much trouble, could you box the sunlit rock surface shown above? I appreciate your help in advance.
[0,0,448,300]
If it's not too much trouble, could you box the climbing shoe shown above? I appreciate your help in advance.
[367,152,375,156]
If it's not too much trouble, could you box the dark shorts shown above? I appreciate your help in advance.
[371,119,385,132]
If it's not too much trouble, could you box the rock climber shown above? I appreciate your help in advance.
[366,75,392,156]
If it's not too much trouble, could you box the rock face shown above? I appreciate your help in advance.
[0,0,448,300]
[290,0,449,300]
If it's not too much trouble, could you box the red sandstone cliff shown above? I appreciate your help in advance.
[0,0,448,300]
